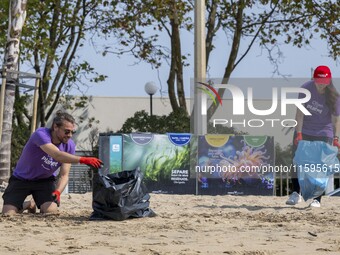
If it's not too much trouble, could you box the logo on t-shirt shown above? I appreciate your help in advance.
[306,100,324,115]
[41,155,59,170]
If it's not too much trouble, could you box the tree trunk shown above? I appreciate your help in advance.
[207,0,244,119]
[173,5,186,113]
[167,18,180,112]
[206,0,219,66]
[167,1,187,114]
[0,0,28,182]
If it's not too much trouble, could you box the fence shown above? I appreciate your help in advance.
[68,164,93,194]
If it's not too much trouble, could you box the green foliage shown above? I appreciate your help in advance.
[11,91,31,170]
[0,0,9,53]
[119,108,248,135]
[95,0,339,70]
[274,142,293,195]
[11,123,30,170]
[275,143,293,168]
[207,122,247,135]
[118,109,190,133]
[0,0,108,127]
[97,0,193,68]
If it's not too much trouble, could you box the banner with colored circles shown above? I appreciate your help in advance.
[99,133,275,195]
[196,135,275,195]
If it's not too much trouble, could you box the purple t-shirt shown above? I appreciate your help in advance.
[300,80,340,138]
[13,127,76,180]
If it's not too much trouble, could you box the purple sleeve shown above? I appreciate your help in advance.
[334,96,340,116]
[31,129,51,147]
[68,140,76,155]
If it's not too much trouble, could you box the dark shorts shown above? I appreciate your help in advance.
[2,175,56,210]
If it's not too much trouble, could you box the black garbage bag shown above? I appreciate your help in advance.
[90,168,156,221]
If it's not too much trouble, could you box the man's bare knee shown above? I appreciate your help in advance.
[2,204,19,216]
[40,202,58,214]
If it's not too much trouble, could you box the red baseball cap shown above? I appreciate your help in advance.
[313,65,332,85]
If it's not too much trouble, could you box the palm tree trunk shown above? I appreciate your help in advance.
[0,0,28,182]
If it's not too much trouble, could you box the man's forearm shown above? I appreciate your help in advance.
[55,175,69,193]
[53,150,80,164]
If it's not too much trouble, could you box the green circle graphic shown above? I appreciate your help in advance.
[243,136,268,147]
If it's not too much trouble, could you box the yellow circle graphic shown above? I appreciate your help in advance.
[204,134,233,147]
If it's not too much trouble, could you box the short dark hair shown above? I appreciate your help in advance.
[52,110,75,127]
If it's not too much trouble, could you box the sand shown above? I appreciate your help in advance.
[0,192,340,255]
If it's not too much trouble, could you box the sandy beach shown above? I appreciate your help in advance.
[0,192,339,255]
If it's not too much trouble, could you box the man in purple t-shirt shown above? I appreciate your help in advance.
[2,111,103,215]
[286,65,340,208]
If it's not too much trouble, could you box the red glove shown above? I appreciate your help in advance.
[333,136,340,149]
[294,132,303,146]
[79,157,103,169]
[52,190,61,207]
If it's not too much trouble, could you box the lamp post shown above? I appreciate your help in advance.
[144,81,158,116]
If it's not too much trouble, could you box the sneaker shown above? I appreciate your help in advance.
[309,199,321,208]
[286,192,302,205]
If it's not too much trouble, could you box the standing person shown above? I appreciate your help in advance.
[286,65,340,207]
[2,111,102,215]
